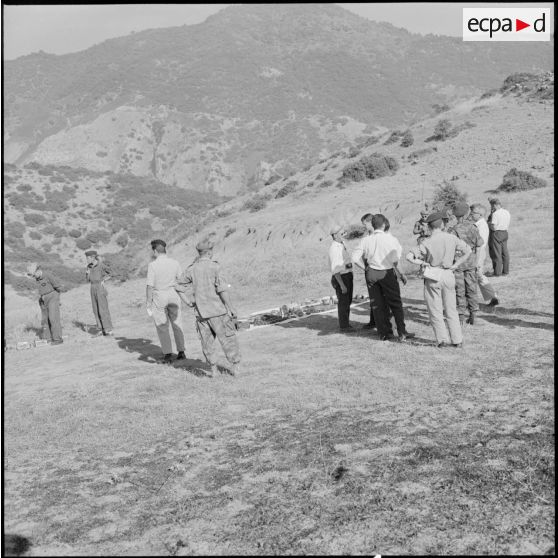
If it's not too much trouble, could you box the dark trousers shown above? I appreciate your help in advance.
[91,284,113,332]
[454,269,479,316]
[331,272,353,329]
[365,268,406,337]
[40,291,62,342]
[488,230,509,276]
[365,277,393,331]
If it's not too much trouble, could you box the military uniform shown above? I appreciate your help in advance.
[86,258,113,334]
[448,214,483,320]
[179,257,240,367]
[35,271,63,342]
[413,218,432,244]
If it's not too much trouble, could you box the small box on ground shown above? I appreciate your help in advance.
[16,341,31,350]
[34,339,49,348]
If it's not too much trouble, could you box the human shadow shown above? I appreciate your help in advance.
[72,320,99,335]
[479,304,554,319]
[477,308,554,331]
[3,534,31,557]
[23,325,42,336]
[114,336,214,377]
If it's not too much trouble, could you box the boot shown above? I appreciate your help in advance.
[466,312,476,325]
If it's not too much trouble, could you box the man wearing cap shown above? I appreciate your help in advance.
[146,239,186,364]
[447,202,483,325]
[469,204,499,307]
[85,250,113,336]
[328,224,355,332]
[488,198,511,276]
[352,214,412,342]
[406,212,472,347]
[26,263,64,345]
[178,239,241,377]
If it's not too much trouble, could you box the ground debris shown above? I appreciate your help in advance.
[330,462,348,482]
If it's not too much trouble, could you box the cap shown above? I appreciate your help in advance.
[195,239,214,252]
[489,197,500,205]
[26,263,39,276]
[426,211,446,224]
[150,239,166,250]
[420,210,429,216]
[84,250,97,257]
[329,224,343,235]
[453,202,470,218]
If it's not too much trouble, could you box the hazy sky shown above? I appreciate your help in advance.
[3,3,554,60]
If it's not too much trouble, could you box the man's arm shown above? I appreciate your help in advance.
[447,240,472,271]
[333,272,347,293]
[48,273,63,293]
[218,290,237,318]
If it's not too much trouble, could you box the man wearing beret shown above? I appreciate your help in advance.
[146,239,187,364]
[85,250,113,336]
[26,263,64,345]
[406,212,472,347]
[328,224,355,332]
[447,202,483,325]
[178,239,241,377]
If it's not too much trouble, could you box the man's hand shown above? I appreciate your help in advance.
[340,286,347,294]
[228,307,238,319]
[399,273,408,285]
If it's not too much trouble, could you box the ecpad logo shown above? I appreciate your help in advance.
[463,8,551,41]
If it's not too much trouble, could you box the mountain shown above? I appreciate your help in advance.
[3,4,553,195]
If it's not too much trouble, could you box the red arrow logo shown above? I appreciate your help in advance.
[516,19,530,31]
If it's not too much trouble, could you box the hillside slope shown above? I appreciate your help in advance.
[4,4,553,194]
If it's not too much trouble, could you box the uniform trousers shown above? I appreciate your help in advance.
[151,288,185,355]
[454,268,479,316]
[423,270,462,345]
[39,291,62,342]
[331,272,353,329]
[196,314,240,365]
[365,268,406,337]
[90,283,113,332]
[488,230,509,276]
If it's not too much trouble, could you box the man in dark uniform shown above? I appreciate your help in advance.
[85,250,113,336]
[178,239,241,377]
[447,202,483,325]
[26,263,63,345]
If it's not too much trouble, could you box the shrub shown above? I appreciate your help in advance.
[480,89,498,100]
[356,136,379,148]
[498,168,548,192]
[431,181,467,211]
[69,229,82,238]
[383,130,403,145]
[42,224,65,237]
[341,153,399,183]
[432,119,452,141]
[42,243,52,253]
[16,184,33,193]
[86,229,111,244]
[319,180,333,188]
[432,103,450,114]
[224,226,236,238]
[24,213,47,227]
[265,174,282,186]
[315,173,325,180]
[115,233,129,248]
[275,181,298,199]
[344,224,366,240]
[242,196,267,213]
[6,221,26,238]
[306,181,314,188]
[501,73,537,91]
[75,237,92,250]
[29,230,42,240]
[400,130,414,148]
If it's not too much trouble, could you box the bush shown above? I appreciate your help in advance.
[432,103,450,114]
[501,73,537,91]
[306,181,314,188]
[242,196,267,213]
[42,224,65,237]
[315,173,325,180]
[498,168,548,192]
[319,180,333,188]
[480,89,498,100]
[42,243,52,253]
[69,229,82,238]
[86,229,111,244]
[383,131,403,145]
[6,221,26,238]
[275,181,298,199]
[400,130,414,148]
[432,119,452,141]
[341,153,399,183]
[29,230,42,240]
[16,184,33,193]
[75,237,92,250]
[115,233,129,248]
[356,136,379,149]
[344,223,366,240]
[24,213,47,227]
[265,174,282,186]
[431,181,467,212]
[224,226,236,238]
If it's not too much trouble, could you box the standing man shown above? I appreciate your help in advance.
[352,214,412,342]
[26,263,64,345]
[328,224,355,332]
[469,203,499,307]
[85,250,113,336]
[413,208,432,244]
[488,197,511,276]
[178,239,241,377]
[146,239,186,364]
[406,212,472,348]
[447,202,483,325]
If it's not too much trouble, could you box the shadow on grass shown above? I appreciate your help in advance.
[479,304,554,319]
[478,307,554,331]
[72,320,99,335]
[114,336,215,377]
[23,324,42,336]
[3,534,31,557]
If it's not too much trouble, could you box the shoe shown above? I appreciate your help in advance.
[488,297,499,307]
[104,331,114,337]
[362,323,376,329]
[51,340,64,345]
[436,342,448,348]
[162,353,174,364]
[94,331,104,337]
[452,343,463,348]
[176,351,186,360]
[466,313,476,325]
[402,331,415,339]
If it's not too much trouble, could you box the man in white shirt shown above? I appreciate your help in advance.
[352,214,412,342]
[488,198,511,276]
[146,239,186,363]
[469,204,499,306]
[328,224,355,332]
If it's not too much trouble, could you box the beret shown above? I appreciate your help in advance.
[453,202,470,218]
[196,239,214,251]
[426,211,446,224]
[150,239,166,249]
[84,250,97,257]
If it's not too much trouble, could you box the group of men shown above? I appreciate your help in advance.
[328,197,511,347]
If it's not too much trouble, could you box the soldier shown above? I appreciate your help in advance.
[447,202,483,325]
[413,207,432,244]
[26,263,63,345]
[146,239,186,364]
[178,239,241,377]
[85,250,113,336]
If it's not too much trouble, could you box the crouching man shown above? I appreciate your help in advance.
[178,239,241,377]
